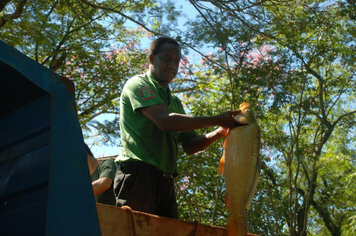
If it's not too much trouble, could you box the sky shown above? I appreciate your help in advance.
[88,0,201,158]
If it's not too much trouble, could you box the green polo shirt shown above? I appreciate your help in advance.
[91,159,116,206]
[116,72,196,175]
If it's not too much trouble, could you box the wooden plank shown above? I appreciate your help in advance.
[96,203,259,236]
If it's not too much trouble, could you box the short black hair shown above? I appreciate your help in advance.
[149,37,180,56]
[85,143,94,157]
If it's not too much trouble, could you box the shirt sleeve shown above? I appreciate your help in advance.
[123,76,165,112]
[98,159,116,181]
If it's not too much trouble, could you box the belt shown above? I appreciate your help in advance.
[119,161,175,180]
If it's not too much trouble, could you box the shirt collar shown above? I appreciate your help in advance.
[146,71,172,104]
[146,71,163,88]
[145,71,172,92]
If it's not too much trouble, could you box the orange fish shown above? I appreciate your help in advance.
[218,102,261,236]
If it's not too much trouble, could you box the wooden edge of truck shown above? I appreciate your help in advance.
[96,203,259,236]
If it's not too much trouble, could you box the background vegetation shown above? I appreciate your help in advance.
[1,0,355,235]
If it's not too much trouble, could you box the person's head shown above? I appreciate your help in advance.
[148,37,181,88]
[85,143,99,174]
[85,143,95,160]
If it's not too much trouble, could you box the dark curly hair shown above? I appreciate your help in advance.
[85,143,94,157]
[149,37,180,56]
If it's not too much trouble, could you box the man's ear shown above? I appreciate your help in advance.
[148,54,154,64]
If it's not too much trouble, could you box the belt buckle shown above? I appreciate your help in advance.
[163,173,173,179]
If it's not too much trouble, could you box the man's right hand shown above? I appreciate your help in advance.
[216,110,241,128]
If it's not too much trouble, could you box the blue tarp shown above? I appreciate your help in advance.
[0,41,101,235]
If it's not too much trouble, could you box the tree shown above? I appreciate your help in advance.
[174,0,356,235]
[0,0,155,143]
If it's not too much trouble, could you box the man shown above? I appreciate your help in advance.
[86,144,116,206]
[114,37,240,218]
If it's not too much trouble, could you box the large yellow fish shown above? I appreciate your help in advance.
[218,102,261,236]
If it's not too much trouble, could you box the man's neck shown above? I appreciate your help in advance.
[148,67,169,89]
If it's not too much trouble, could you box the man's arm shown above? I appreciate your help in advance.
[92,177,113,197]
[181,127,228,155]
[140,104,239,132]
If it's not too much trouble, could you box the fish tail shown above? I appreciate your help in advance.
[218,155,225,175]
[226,216,247,236]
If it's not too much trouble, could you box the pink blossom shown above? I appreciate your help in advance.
[180,176,190,191]
[180,183,188,191]
[181,56,190,66]
[146,31,152,38]
[106,52,112,60]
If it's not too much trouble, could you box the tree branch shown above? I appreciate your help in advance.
[0,0,11,12]
[0,0,27,27]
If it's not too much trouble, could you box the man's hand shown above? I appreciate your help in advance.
[216,110,241,128]
[216,127,229,137]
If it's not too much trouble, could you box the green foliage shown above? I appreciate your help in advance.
[0,0,152,144]
[173,1,356,236]
[175,143,228,226]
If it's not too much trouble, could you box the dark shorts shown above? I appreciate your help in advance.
[114,162,178,218]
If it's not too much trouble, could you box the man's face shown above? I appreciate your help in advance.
[149,43,181,88]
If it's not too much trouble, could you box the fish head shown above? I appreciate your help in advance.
[232,102,257,127]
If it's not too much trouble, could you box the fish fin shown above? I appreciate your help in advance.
[222,134,229,148]
[245,170,260,209]
[226,215,247,236]
[245,129,261,209]
[224,192,230,210]
[218,134,229,176]
[218,155,225,175]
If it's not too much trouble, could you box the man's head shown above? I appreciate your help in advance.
[148,37,181,88]
[149,37,181,56]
